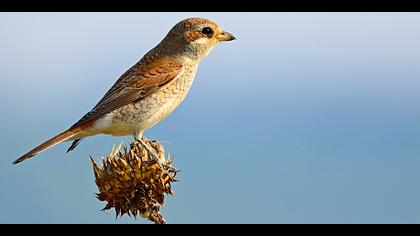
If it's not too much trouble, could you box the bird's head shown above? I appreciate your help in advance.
[157,17,236,61]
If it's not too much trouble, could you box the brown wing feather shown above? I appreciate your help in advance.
[70,57,183,129]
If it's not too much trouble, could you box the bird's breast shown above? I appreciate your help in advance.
[96,66,198,136]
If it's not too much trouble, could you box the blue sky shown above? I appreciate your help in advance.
[1,12,420,223]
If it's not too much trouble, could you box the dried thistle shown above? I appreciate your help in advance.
[90,140,177,224]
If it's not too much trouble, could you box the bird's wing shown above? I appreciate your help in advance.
[70,58,183,129]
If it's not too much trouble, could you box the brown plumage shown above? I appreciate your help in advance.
[14,17,235,165]
[13,122,92,164]
[70,59,183,129]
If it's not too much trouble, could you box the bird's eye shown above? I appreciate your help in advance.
[201,27,213,36]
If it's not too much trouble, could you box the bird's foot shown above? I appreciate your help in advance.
[135,136,162,163]
[134,136,175,171]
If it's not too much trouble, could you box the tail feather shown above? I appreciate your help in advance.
[67,138,85,153]
[13,130,78,164]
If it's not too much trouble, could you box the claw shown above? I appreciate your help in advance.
[135,136,162,164]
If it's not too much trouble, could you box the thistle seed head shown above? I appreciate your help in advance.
[91,140,177,224]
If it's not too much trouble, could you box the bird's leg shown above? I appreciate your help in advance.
[134,130,161,164]
[133,131,174,170]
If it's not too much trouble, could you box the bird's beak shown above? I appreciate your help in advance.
[216,31,236,41]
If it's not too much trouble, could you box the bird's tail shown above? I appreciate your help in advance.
[13,129,79,164]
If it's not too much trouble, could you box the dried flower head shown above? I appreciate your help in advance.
[90,140,177,224]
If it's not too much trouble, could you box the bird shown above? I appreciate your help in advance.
[13,17,235,165]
